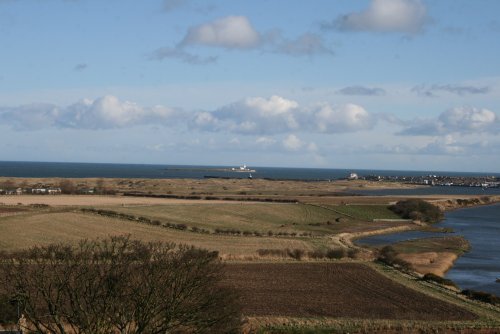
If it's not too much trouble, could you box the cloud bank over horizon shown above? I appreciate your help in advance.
[2,95,497,139]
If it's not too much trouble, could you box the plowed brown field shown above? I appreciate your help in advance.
[224,263,477,321]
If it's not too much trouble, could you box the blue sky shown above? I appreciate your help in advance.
[0,0,499,172]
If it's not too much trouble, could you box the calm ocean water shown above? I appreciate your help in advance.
[356,204,500,296]
[0,160,498,180]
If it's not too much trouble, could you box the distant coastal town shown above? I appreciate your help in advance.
[348,173,500,188]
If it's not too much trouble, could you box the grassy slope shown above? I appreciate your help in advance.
[0,210,314,256]
[98,203,349,234]
[97,203,411,235]
[326,204,402,220]
[391,236,471,255]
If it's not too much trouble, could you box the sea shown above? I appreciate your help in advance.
[0,160,498,179]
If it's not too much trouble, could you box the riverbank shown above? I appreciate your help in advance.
[355,203,500,296]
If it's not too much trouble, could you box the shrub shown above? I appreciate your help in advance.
[377,246,397,265]
[308,249,326,259]
[287,249,305,260]
[257,249,288,257]
[462,289,500,305]
[389,199,443,223]
[347,248,359,259]
[422,273,458,288]
[0,293,18,325]
[326,248,346,259]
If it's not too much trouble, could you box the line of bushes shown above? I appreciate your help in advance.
[81,208,211,234]
[123,192,298,203]
[421,273,458,289]
[257,247,359,260]
[461,289,500,305]
[376,246,412,271]
[81,208,313,238]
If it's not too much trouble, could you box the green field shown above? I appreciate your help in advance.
[326,204,402,221]
[391,236,471,255]
[97,203,410,236]
[0,209,318,256]
[0,201,413,259]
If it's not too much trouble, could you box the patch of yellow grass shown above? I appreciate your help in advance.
[0,212,313,256]
[397,251,458,277]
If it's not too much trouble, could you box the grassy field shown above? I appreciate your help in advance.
[324,204,402,220]
[0,202,407,258]
[391,236,471,255]
[98,203,343,234]
[95,203,413,236]
[0,210,318,256]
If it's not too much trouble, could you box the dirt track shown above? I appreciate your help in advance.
[224,262,477,321]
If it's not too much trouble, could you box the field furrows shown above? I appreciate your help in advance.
[223,262,477,321]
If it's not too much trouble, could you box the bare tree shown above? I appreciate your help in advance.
[58,180,76,194]
[0,237,241,334]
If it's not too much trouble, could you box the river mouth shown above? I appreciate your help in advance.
[355,204,500,296]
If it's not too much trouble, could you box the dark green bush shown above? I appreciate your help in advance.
[0,293,18,324]
[326,248,346,259]
[287,249,304,260]
[389,199,443,223]
[421,273,458,288]
[462,289,500,305]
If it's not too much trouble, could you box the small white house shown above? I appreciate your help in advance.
[348,173,359,180]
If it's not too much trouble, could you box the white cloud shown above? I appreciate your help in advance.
[255,136,277,147]
[282,134,303,151]
[419,135,465,155]
[0,96,179,130]
[400,106,499,135]
[313,103,376,133]
[334,0,428,34]
[181,16,260,49]
[1,95,381,136]
[189,96,378,135]
[0,103,60,130]
[439,107,497,132]
[195,95,300,134]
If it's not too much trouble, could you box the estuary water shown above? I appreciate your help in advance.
[356,204,500,295]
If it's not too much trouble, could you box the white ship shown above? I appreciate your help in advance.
[231,164,256,173]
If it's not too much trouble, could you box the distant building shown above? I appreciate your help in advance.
[32,188,47,194]
[347,173,359,180]
[47,188,62,195]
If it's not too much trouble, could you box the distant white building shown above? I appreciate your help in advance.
[348,173,359,180]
